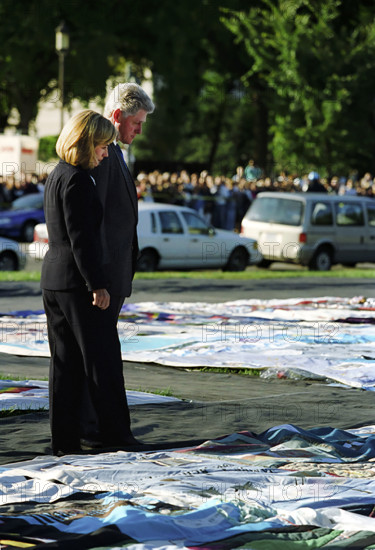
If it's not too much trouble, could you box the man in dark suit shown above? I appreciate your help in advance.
[93,83,154,306]
[85,84,154,446]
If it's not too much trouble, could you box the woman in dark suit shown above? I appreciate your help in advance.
[41,110,138,455]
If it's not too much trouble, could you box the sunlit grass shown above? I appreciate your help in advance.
[196,367,262,376]
[2,267,375,282]
[129,386,179,397]
[0,373,48,381]
[133,268,375,279]
[0,271,42,281]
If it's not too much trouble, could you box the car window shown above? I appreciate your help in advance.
[150,212,157,233]
[181,211,210,235]
[335,201,364,226]
[310,202,333,225]
[246,197,303,226]
[158,211,184,234]
[367,204,375,227]
[11,194,43,210]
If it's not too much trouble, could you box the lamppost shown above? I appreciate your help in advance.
[55,21,70,132]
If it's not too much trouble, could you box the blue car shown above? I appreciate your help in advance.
[0,193,45,242]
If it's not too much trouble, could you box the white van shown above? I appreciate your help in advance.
[241,192,375,270]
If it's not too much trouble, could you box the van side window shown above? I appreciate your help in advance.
[367,204,375,226]
[335,202,364,226]
[311,202,333,225]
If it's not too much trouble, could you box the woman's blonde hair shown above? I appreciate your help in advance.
[56,109,117,169]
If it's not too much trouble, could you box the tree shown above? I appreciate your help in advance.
[0,0,265,173]
[128,0,209,162]
[0,0,123,133]
[0,0,54,132]
[222,0,375,176]
[132,0,259,173]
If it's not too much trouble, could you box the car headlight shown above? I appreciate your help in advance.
[0,218,11,225]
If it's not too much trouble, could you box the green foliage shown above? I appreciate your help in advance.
[129,386,177,397]
[2,0,375,175]
[38,135,58,162]
[170,70,257,175]
[133,0,255,170]
[222,0,375,175]
[4,267,375,283]
[198,367,261,376]
[0,0,123,132]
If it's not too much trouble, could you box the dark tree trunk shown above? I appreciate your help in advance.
[207,92,229,171]
[252,90,269,172]
[17,100,38,134]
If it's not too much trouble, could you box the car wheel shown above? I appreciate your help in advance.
[224,247,249,271]
[21,221,36,243]
[308,247,332,271]
[258,259,273,268]
[137,249,159,272]
[0,251,18,271]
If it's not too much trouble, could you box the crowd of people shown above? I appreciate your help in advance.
[0,172,46,203]
[134,164,375,231]
[1,160,374,232]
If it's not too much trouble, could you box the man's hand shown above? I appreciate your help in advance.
[92,288,110,310]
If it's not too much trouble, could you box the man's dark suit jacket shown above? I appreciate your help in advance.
[91,143,139,298]
[40,160,108,292]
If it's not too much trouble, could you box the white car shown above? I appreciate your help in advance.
[137,203,260,271]
[29,223,49,261]
[32,203,261,271]
[0,236,27,270]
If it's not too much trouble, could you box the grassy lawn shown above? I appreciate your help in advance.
[2,266,375,282]
[133,267,375,279]
[0,374,48,381]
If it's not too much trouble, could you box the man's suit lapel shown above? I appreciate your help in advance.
[111,143,138,219]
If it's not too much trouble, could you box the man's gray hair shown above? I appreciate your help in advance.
[104,83,155,119]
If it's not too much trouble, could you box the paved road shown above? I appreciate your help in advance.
[0,276,374,313]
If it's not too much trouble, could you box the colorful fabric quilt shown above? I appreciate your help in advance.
[0,379,179,412]
[1,296,375,389]
[1,425,375,548]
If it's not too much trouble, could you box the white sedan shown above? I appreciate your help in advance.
[31,203,261,271]
[0,236,27,270]
[136,203,260,271]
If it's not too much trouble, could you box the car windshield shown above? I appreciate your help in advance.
[246,197,304,226]
[11,194,44,211]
